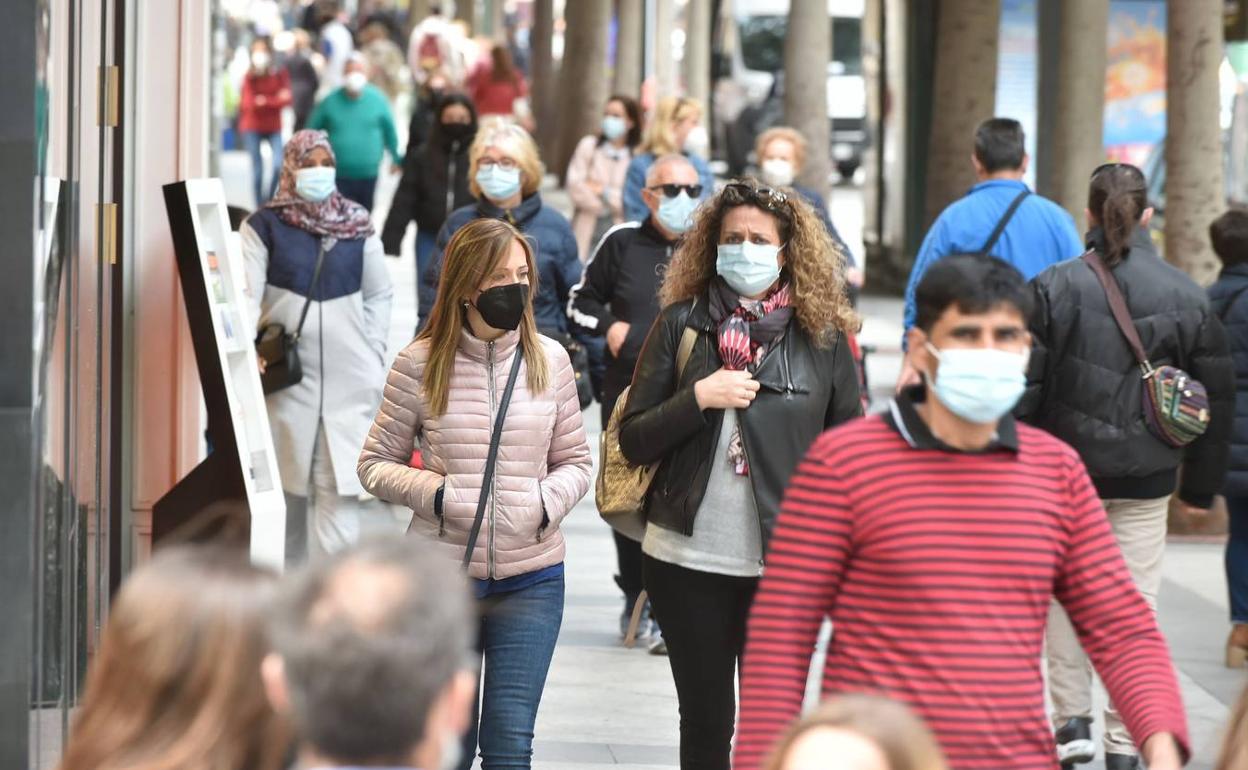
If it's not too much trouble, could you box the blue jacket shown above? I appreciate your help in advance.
[1210,264,1248,497]
[622,151,715,222]
[903,179,1083,333]
[793,183,856,268]
[429,193,582,334]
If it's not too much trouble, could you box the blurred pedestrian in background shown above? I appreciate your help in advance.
[263,539,476,770]
[470,43,531,127]
[566,94,642,261]
[407,69,453,154]
[242,130,396,562]
[285,29,321,131]
[359,218,592,770]
[55,546,289,770]
[762,695,947,770]
[1019,162,1232,770]
[357,18,407,102]
[408,4,465,89]
[240,36,291,207]
[1209,207,1248,669]
[384,92,478,331]
[568,153,701,651]
[623,96,715,222]
[755,126,862,289]
[313,0,353,96]
[619,180,861,769]
[307,53,403,211]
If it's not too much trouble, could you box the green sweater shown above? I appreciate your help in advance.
[307,85,402,180]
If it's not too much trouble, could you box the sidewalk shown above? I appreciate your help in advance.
[221,153,1246,769]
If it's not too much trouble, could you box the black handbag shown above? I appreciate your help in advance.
[255,239,329,395]
[541,328,594,410]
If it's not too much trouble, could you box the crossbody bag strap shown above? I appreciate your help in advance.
[1081,250,1152,373]
[462,347,525,571]
[978,189,1030,256]
[293,237,333,341]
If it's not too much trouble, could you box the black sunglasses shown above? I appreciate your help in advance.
[722,182,790,212]
[647,183,703,199]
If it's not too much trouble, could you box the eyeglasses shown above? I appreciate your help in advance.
[722,182,790,212]
[478,157,519,171]
[648,183,703,199]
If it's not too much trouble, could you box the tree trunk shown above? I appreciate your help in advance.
[613,0,644,97]
[1165,0,1224,285]
[654,0,676,96]
[556,0,611,178]
[784,0,832,197]
[455,0,476,34]
[407,0,431,34]
[684,0,712,107]
[1044,0,1108,232]
[924,0,1000,228]
[531,0,558,160]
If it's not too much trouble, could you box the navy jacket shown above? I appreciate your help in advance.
[1210,263,1248,497]
[428,193,582,335]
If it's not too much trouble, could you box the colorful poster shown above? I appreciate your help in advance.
[1103,1,1167,158]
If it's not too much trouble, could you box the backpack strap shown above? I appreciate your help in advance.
[978,190,1030,257]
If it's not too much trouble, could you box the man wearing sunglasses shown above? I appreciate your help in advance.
[567,153,702,652]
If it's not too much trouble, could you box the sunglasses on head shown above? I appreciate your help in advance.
[648,183,703,199]
[722,182,790,212]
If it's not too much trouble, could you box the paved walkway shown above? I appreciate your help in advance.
[219,152,1247,769]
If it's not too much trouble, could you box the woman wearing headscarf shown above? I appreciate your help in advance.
[241,129,398,563]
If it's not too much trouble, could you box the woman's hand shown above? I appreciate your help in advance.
[606,321,631,357]
[694,368,760,410]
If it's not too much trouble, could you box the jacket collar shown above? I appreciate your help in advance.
[476,192,542,228]
[641,216,678,246]
[885,385,1019,454]
[1219,263,1248,282]
[1085,224,1154,258]
[457,327,521,364]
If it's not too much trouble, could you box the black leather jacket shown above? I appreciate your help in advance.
[618,295,861,547]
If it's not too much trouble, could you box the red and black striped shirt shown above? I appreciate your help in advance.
[733,392,1189,770]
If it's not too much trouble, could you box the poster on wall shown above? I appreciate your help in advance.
[1103,0,1167,164]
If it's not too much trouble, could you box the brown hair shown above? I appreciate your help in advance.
[57,546,289,770]
[416,218,549,416]
[468,117,545,199]
[763,695,948,770]
[1088,162,1148,266]
[1216,683,1248,770]
[756,126,808,171]
[490,43,518,82]
[659,178,859,342]
[641,96,703,156]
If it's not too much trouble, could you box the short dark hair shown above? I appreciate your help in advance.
[1211,207,1248,268]
[973,118,1026,173]
[914,253,1033,332]
[269,539,474,765]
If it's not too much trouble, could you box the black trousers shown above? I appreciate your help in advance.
[643,554,759,770]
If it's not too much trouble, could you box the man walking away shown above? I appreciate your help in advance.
[262,538,476,770]
[898,118,1082,388]
[734,254,1189,770]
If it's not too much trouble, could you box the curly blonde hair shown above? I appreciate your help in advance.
[659,179,859,343]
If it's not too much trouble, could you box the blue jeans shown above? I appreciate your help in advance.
[1228,496,1248,623]
[243,131,282,207]
[336,176,377,211]
[415,228,439,333]
[459,572,565,770]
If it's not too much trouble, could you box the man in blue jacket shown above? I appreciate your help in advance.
[898,118,1082,388]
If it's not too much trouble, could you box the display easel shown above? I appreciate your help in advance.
[154,179,286,568]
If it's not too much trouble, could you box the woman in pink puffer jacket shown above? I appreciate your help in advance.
[358,217,590,770]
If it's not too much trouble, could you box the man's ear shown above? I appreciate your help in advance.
[1019,153,1030,176]
[906,327,931,373]
[424,669,477,749]
[261,653,291,715]
[1140,206,1155,228]
[970,153,985,178]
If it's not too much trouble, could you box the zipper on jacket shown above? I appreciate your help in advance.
[737,425,767,568]
[446,144,459,217]
[486,340,497,579]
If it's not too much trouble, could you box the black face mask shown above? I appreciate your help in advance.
[473,283,528,331]
[442,122,474,143]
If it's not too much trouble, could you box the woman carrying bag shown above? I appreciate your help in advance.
[617,180,862,770]
[358,217,592,770]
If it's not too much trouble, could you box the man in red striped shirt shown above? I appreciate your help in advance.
[733,254,1189,770]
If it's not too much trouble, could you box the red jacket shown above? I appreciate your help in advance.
[239,68,291,134]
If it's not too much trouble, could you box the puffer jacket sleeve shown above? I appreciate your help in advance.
[538,341,592,528]
[357,343,446,516]
[1017,275,1055,422]
[1178,309,1234,508]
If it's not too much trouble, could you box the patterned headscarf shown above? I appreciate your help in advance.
[264,129,375,240]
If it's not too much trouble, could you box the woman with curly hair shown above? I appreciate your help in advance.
[617,180,861,770]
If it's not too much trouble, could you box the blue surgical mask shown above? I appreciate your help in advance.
[476,165,522,201]
[602,115,628,141]
[924,343,1028,424]
[294,166,336,202]
[716,241,783,297]
[656,191,698,234]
